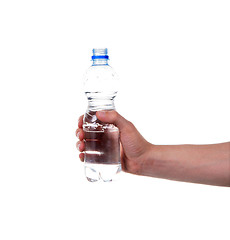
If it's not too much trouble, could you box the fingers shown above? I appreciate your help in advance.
[79,153,84,162]
[76,115,85,162]
[76,126,85,152]
[96,110,131,132]
[76,138,85,162]
[76,140,85,152]
[78,115,84,128]
[75,128,84,141]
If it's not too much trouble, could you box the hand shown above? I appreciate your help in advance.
[76,111,230,186]
[76,111,152,175]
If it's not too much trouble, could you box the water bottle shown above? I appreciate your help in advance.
[83,48,121,182]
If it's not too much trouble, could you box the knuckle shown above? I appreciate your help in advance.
[111,111,119,121]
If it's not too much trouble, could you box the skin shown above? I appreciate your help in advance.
[76,111,230,187]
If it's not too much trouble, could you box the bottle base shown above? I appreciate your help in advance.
[85,163,121,182]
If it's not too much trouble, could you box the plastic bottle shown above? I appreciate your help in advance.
[83,48,121,182]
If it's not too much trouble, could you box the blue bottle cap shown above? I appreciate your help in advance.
[92,48,109,60]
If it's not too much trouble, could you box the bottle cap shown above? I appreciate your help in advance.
[92,48,109,60]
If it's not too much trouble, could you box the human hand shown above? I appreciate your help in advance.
[76,111,152,175]
[76,112,230,186]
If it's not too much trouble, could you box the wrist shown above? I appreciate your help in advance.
[138,143,159,176]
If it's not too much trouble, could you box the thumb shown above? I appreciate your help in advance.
[96,110,150,165]
[96,110,130,132]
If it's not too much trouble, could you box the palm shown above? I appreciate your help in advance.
[119,124,150,174]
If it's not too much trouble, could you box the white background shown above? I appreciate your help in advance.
[0,0,229,239]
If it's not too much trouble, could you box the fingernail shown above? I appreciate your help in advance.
[97,111,106,117]
[77,142,80,151]
[76,131,80,139]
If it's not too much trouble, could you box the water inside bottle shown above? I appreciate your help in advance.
[84,163,121,182]
[83,111,121,182]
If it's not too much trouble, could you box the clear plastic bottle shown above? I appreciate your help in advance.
[83,48,121,182]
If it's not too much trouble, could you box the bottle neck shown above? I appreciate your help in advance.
[92,59,109,66]
[86,92,116,111]
[87,99,115,111]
